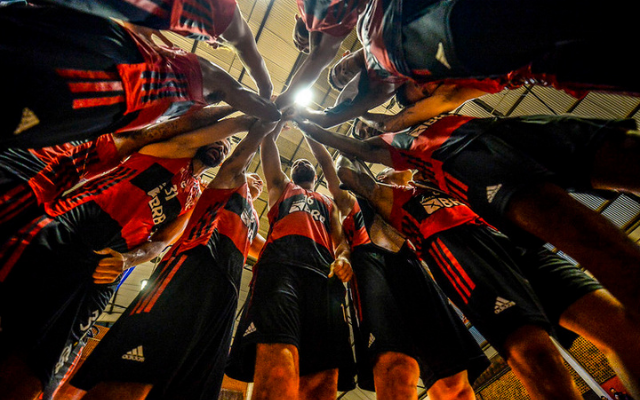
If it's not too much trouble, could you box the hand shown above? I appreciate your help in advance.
[93,248,130,284]
[328,256,353,282]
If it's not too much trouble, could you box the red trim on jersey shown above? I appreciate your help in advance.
[132,254,187,314]
[430,238,476,304]
[72,96,127,109]
[0,216,53,282]
[56,69,120,80]
[67,81,125,93]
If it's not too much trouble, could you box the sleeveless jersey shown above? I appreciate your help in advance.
[297,0,367,37]
[388,182,480,259]
[48,0,237,45]
[342,200,371,250]
[257,182,335,275]
[113,26,207,133]
[172,183,259,262]
[45,152,200,251]
[379,115,493,202]
[154,182,258,299]
[29,135,120,205]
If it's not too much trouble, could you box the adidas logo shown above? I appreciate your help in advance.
[486,184,502,203]
[14,108,39,135]
[122,345,145,362]
[368,333,375,348]
[494,297,516,314]
[244,322,256,337]
[436,42,451,69]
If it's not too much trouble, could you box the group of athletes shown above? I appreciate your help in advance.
[1,0,640,400]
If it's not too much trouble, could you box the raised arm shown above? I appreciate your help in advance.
[138,114,257,159]
[293,116,394,166]
[298,72,400,128]
[219,5,273,99]
[114,105,237,159]
[335,156,395,221]
[275,30,344,110]
[361,84,487,133]
[260,122,290,206]
[198,57,280,122]
[328,202,353,283]
[304,136,355,216]
[211,120,282,190]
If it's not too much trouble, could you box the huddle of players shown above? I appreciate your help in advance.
[2,1,640,400]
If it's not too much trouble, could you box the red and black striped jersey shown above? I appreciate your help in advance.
[172,182,258,263]
[297,0,367,37]
[29,135,120,205]
[45,152,200,250]
[379,114,478,202]
[110,26,207,133]
[388,183,480,259]
[342,200,371,250]
[257,181,335,274]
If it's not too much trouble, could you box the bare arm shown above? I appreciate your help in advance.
[328,202,353,282]
[293,117,394,166]
[304,136,355,216]
[198,57,281,122]
[114,105,236,159]
[335,157,395,221]
[211,120,282,190]
[92,210,192,284]
[361,84,486,132]
[220,5,273,99]
[139,115,257,159]
[248,232,266,260]
[260,124,290,206]
[275,31,344,110]
[298,73,400,128]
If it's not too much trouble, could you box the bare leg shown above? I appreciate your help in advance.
[252,343,299,400]
[373,352,420,400]
[560,289,640,397]
[427,371,476,400]
[79,382,152,400]
[0,353,42,400]
[503,325,582,400]
[298,368,338,400]
[505,182,640,314]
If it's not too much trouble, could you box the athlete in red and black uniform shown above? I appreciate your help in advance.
[226,126,353,400]
[359,0,638,94]
[0,3,278,149]
[41,0,274,99]
[337,162,640,398]
[0,114,259,399]
[293,109,640,321]
[298,130,489,398]
[70,120,279,400]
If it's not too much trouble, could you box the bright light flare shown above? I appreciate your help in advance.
[294,88,313,106]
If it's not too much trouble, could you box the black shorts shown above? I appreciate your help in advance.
[72,244,241,400]
[438,116,635,245]
[349,244,490,390]
[0,3,139,149]
[422,223,553,356]
[225,262,354,381]
[0,215,117,386]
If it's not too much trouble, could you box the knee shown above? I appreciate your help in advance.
[428,371,474,400]
[374,352,420,387]
[504,326,564,375]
